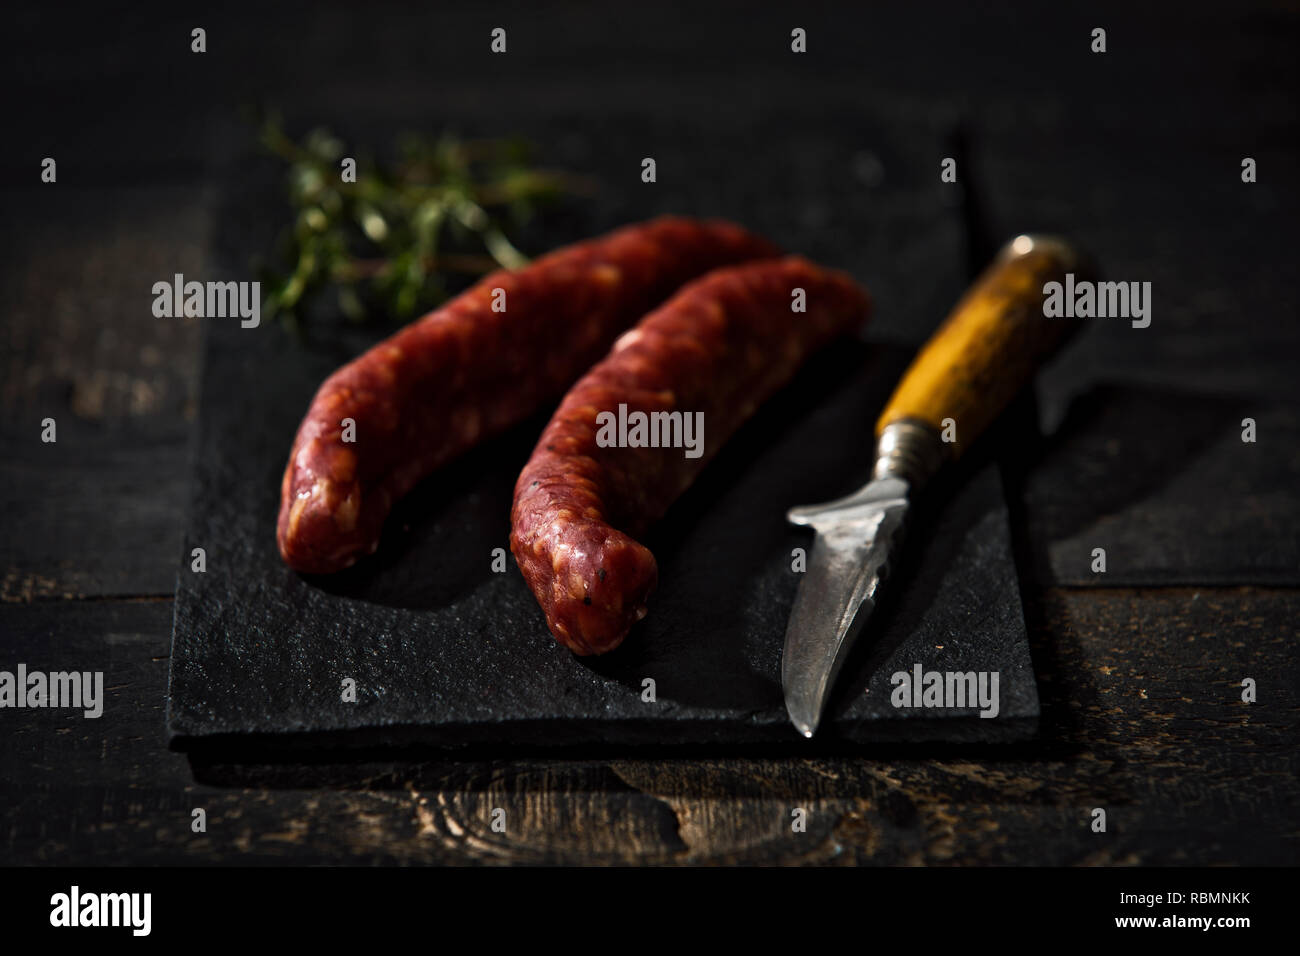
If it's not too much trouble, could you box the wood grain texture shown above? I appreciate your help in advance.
[2,587,1295,865]
[0,186,208,601]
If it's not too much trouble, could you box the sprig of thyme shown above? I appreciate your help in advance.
[256,114,579,328]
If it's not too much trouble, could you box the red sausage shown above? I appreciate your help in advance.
[278,217,779,574]
[509,257,871,654]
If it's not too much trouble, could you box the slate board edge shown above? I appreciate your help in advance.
[169,713,1040,756]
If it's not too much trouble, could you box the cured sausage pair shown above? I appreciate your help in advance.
[277,217,869,654]
[278,217,779,574]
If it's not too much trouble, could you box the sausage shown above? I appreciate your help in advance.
[278,217,780,574]
[509,256,871,654]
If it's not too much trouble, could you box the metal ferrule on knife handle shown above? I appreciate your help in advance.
[871,419,949,488]
[875,234,1094,470]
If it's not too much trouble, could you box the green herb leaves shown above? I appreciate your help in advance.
[257,115,576,328]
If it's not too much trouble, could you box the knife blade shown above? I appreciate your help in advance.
[781,234,1094,737]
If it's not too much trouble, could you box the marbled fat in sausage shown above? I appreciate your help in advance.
[278,217,780,574]
[509,257,871,654]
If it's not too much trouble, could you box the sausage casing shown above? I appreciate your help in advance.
[509,256,871,654]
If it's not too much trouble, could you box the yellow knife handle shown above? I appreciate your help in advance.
[875,235,1094,465]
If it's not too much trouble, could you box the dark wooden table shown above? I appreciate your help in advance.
[3,2,1297,865]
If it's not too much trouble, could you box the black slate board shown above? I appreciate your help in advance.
[166,307,1039,751]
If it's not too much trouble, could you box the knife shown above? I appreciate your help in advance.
[781,234,1094,737]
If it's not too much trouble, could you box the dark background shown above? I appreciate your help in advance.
[2,1,1296,864]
